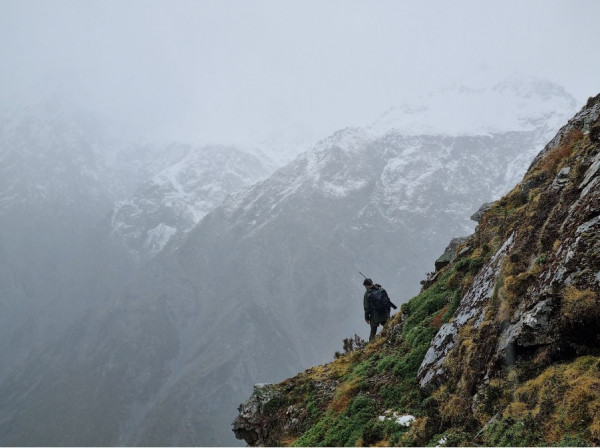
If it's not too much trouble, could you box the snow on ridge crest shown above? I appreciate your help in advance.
[369,76,577,138]
[311,127,372,154]
[321,178,368,198]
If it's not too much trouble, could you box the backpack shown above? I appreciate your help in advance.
[368,286,390,312]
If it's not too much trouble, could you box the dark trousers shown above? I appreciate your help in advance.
[369,320,387,342]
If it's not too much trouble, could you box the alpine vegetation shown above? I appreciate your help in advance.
[232,94,600,446]
[0,78,582,446]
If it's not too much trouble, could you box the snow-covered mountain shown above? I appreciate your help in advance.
[0,77,581,446]
[371,75,576,136]
[370,75,577,195]
[109,144,272,259]
[129,76,577,445]
[0,100,195,215]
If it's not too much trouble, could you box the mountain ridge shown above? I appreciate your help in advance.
[0,77,583,446]
[232,93,600,446]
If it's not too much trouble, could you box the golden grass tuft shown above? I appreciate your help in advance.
[327,377,360,414]
[537,128,583,175]
[503,271,536,310]
[461,273,475,293]
[280,435,298,446]
[400,417,429,446]
[505,357,600,444]
[439,394,469,425]
[552,239,562,252]
[562,285,598,321]
[503,401,529,419]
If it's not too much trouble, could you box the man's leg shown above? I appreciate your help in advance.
[369,322,378,342]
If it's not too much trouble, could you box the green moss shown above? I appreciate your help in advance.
[376,353,401,373]
[403,272,453,333]
[361,420,386,445]
[292,413,336,446]
[346,355,376,380]
[394,338,434,377]
[442,289,462,323]
[379,380,424,413]
[484,415,542,446]
[454,256,484,273]
[293,395,378,446]
[556,434,590,447]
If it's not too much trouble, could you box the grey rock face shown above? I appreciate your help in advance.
[418,233,515,392]
[419,95,600,395]
[470,202,493,223]
[496,297,556,365]
[552,166,571,189]
[435,237,470,271]
[232,384,280,446]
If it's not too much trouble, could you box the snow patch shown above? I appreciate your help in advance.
[395,414,416,426]
[436,436,448,447]
[143,223,177,255]
[378,411,416,427]
[320,179,368,197]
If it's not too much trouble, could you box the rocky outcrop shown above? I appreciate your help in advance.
[419,93,600,393]
[418,232,515,391]
[232,384,281,446]
[470,202,493,223]
[434,237,470,271]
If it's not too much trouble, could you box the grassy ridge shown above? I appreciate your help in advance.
[237,97,600,446]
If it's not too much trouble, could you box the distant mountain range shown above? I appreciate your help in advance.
[109,144,272,260]
[0,76,580,445]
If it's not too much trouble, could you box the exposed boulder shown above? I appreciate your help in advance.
[470,202,493,223]
[232,384,280,446]
[434,237,470,271]
[495,296,557,366]
[590,124,600,142]
[551,166,571,189]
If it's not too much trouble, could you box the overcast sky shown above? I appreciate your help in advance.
[1,0,599,147]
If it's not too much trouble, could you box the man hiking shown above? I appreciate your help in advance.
[363,277,391,342]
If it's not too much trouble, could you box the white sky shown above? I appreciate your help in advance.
[1,0,599,147]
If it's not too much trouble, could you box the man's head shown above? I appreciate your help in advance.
[363,278,373,287]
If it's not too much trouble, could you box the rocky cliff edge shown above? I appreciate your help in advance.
[232,94,600,446]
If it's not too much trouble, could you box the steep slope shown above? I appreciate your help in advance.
[104,79,578,445]
[0,79,579,447]
[232,94,599,446]
[129,128,556,445]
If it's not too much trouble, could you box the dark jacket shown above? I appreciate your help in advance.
[364,286,390,324]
